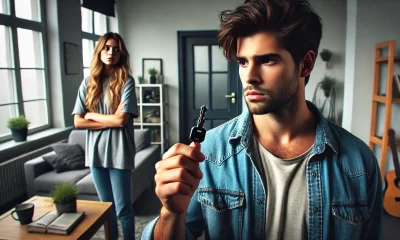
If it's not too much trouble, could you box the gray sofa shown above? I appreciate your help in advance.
[24,129,160,204]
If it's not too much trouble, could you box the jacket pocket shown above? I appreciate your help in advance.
[331,204,370,239]
[198,188,245,239]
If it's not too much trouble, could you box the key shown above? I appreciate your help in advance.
[189,105,207,143]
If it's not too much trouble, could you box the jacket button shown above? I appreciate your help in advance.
[312,172,317,177]
[313,207,319,212]
[217,203,224,209]
[257,199,263,205]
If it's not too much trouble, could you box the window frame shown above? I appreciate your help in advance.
[81,7,109,76]
[0,0,50,143]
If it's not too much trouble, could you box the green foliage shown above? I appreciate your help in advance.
[148,68,158,76]
[320,76,336,91]
[49,183,79,204]
[138,75,144,83]
[319,49,333,62]
[7,115,30,129]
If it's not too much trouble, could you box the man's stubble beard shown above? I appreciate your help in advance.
[244,74,300,115]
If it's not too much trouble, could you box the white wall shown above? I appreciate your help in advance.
[344,0,400,172]
[349,0,400,143]
[342,0,357,131]
[118,0,347,145]
[305,0,347,126]
[46,0,83,128]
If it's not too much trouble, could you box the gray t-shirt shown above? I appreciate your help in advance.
[72,76,138,170]
[253,137,312,240]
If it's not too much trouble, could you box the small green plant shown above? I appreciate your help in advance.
[319,49,333,62]
[7,115,30,129]
[148,68,158,76]
[138,75,144,84]
[320,75,336,91]
[49,183,79,204]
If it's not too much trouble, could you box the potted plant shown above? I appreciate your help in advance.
[137,75,144,84]
[148,68,158,84]
[319,75,336,97]
[7,115,30,142]
[319,49,333,62]
[49,182,79,215]
[320,49,333,68]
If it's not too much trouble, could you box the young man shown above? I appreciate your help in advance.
[142,0,383,239]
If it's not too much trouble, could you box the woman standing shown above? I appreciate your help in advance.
[72,32,138,240]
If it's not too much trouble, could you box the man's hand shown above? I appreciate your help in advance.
[115,102,126,115]
[155,142,205,215]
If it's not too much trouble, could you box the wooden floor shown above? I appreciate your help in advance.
[383,212,400,240]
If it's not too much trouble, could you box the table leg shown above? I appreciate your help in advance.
[104,209,112,240]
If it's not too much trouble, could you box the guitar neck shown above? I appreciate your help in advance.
[388,129,400,178]
[393,151,400,178]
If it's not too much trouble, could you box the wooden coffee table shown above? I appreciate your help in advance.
[0,196,112,240]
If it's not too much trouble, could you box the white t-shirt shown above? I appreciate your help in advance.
[253,137,313,239]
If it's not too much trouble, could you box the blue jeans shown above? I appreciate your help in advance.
[91,167,134,240]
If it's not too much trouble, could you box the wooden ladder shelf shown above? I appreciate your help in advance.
[369,40,400,179]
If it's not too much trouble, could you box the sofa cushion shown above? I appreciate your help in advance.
[34,168,90,193]
[42,152,58,169]
[76,173,98,195]
[134,129,151,152]
[68,130,86,151]
[51,143,85,173]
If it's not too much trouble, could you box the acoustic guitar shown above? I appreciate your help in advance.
[383,128,400,218]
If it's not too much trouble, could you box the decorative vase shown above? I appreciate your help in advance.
[150,75,157,84]
[55,199,77,215]
[10,128,28,142]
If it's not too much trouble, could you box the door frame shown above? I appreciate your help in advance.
[177,30,242,142]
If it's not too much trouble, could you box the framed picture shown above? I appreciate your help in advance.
[142,58,163,83]
[63,42,80,75]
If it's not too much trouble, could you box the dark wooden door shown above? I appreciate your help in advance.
[178,31,242,143]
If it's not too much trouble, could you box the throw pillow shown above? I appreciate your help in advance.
[51,143,86,173]
[42,154,58,169]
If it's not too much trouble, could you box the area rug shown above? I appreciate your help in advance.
[90,215,157,240]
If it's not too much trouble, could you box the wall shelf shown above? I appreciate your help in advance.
[134,84,169,154]
[369,40,400,178]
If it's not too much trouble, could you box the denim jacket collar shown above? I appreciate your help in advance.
[228,100,338,156]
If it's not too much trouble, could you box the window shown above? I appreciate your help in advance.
[81,7,109,78]
[0,0,49,141]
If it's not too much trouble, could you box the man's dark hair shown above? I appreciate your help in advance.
[218,0,322,85]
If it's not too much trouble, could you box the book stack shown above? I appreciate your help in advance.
[28,211,85,235]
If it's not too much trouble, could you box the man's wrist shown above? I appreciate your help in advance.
[160,207,186,221]
[156,207,186,240]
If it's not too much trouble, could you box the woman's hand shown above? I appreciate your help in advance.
[115,102,126,115]
[82,102,128,128]
[84,112,94,120]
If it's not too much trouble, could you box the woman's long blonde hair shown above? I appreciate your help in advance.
[85,32,130,113]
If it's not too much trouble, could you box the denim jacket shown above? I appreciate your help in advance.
[142,102,383,240]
